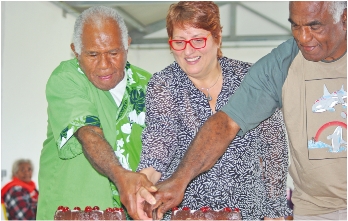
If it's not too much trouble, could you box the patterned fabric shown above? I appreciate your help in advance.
[58,116,101,149]
[137,57,291,220]
[4,186,38,220]
[109,63,148,207]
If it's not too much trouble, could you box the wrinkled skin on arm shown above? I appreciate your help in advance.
[143,111,240,219]
[75,125,157,220]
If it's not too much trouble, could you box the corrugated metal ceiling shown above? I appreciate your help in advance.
[51,1,292,44]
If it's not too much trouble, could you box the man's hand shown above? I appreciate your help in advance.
[113,170,157,220]
[144,176,187,220]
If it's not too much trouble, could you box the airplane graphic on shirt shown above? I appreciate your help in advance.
[312,84,347,113]
[308,84,347,153]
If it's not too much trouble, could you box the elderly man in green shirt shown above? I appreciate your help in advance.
[37,6,156,220]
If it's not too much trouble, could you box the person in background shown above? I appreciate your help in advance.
[37,6,156,220]
[142,1,347,220]
[136,1,291,220]
[1,159,39,220]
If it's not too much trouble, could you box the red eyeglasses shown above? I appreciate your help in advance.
[169,33,212,51]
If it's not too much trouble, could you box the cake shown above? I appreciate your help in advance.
[54,205,241,220]
[54,205,126,220]
[171,206,241,220]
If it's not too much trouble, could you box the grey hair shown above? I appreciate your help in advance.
[12,159,33,178]
[72,6,129,54]
[329,1,347,24]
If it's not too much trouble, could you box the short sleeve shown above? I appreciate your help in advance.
[46,62,101,159]
[221,38,299,135]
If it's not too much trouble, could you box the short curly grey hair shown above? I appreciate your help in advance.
[72,6,129,55]
[12,159,33,178]
[329,1,347,24]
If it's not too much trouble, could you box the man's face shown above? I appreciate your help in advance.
[289,1,347,62]
[72,19,130,91]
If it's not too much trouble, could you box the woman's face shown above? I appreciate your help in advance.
[15,162,33,183]
[171,26,220,79]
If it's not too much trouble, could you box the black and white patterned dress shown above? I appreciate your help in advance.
[137,57,292,220]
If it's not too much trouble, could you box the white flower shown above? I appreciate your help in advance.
[138,112,145,125]
[116,139,124,148]
[115,146,125,155]
[59,128,74,148]
[126,68,135,85]
[114,147,131,170]
[121,123,132,134]
[128,110,137,123]
[128,110,145,126]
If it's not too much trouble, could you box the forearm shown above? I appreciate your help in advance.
[171,111,240,185]
[75,125,125,182]
[76,126,157,220]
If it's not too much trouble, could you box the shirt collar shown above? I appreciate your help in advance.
[109,69,127,107]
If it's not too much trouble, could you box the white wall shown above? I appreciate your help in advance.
[1,2,293,191]
[1,1,76,188]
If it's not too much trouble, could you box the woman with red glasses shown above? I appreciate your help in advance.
[136,1,291,220]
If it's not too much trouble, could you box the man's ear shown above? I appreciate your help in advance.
[70,43,79,58]
[127,37,132,52]
[342,8,347,31]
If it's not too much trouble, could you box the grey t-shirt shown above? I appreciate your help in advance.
[221,38,299,135]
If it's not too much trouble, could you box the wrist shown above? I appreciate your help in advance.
[170,170,193,187]
[109,165,127,182]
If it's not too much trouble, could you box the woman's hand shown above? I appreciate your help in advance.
[136,187,155,220]
[135,167,162,220]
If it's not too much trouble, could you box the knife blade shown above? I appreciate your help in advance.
[152,207,158,221]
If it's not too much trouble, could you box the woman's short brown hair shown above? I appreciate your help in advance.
[166,1,223,58]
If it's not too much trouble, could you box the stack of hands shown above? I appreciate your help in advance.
[117,170,185,220]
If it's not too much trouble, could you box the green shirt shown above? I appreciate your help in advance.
[37,58,151,220]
